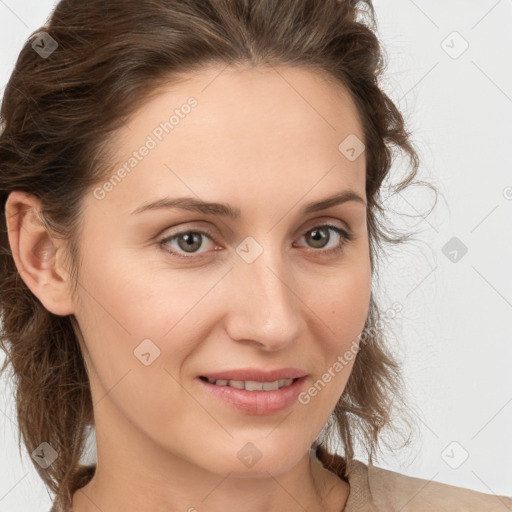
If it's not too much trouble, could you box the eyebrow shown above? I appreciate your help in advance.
[130,190,366,218]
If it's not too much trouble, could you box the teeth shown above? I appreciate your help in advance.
[245,380,264,391]
[228,380,245,389]
[207,378,294,390]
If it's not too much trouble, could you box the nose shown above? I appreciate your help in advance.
[223,246,302,352]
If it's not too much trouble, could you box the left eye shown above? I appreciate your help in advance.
[296,224,353,252]
[160,224,353,259]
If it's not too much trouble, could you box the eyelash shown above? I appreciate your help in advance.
[159,224,354,260]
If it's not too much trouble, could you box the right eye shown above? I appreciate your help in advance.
[159,229,218,259]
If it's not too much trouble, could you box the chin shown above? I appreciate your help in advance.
[211,437,309,478]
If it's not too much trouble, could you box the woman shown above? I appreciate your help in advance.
[0,1,510,511]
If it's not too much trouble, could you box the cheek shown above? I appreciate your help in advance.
[72,258,208,441]
[72,248,227,415]
[330,281,371,338]
[75,240,221,340]
[314,261,372,346]
[297,262,371,406]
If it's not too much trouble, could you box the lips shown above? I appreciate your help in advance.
[197,368,308,415]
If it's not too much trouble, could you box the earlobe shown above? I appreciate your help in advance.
[5,191,76,316]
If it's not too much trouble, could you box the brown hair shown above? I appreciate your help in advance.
[0,0,435,509]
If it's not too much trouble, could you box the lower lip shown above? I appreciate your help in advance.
[197,376,308,415]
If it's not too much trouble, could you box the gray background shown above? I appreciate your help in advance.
[0,0,511,509]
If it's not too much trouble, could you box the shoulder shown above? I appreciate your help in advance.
[344,458,512,512]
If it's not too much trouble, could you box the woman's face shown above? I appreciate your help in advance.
[71,64,371,476]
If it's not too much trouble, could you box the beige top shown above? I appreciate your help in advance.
[331,456,512,511]
[51,455,512,512]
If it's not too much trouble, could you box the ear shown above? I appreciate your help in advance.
[5,191,76,316]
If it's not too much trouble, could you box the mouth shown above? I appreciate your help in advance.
[196,372,308,415]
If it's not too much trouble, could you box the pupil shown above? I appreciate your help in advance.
[309,228,328,248]
[179,232,201,252]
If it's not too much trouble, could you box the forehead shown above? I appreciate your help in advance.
[94,64,366,216]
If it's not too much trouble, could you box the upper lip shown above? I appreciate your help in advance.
[200,368,308,382]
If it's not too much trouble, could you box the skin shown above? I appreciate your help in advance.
[6,63,371,512]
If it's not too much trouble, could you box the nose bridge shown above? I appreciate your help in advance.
[249,252,291,314]
[225,236,301,348]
